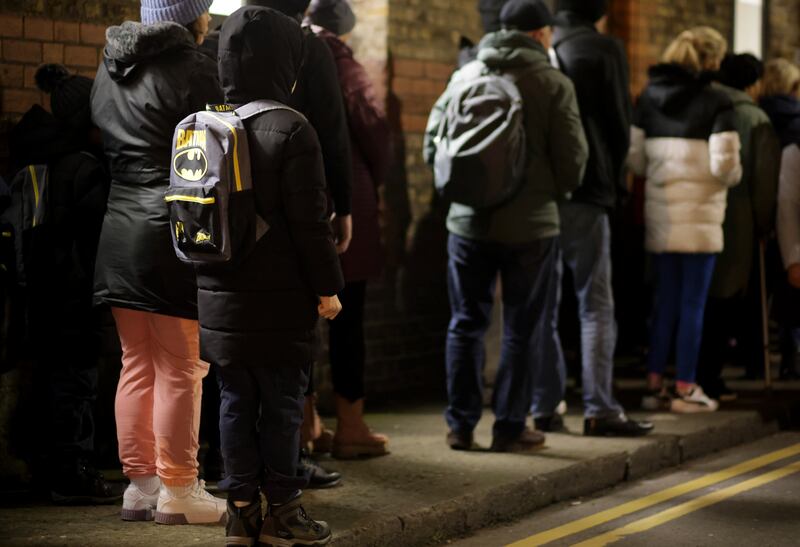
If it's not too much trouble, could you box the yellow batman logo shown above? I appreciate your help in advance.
[195,230,212,244]
[173,147,209,182]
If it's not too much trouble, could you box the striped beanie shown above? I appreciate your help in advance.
[140,0,214,26]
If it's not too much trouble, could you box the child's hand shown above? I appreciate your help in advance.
[318,295,342,320]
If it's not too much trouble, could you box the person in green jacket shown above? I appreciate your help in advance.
[424,0,588,453]
[699,53,781,399]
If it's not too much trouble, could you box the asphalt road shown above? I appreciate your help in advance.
[449,432,800,547]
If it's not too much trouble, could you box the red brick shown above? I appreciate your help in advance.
[24,17,53,41]
[2,40,41,63]
[424,61,453,80]
[0,63,24,87]
[64,45,98,68]
[43,42,64,64]
[77,68,97,79]
[393,58,424,78]
[2,88,43,115]
[54,21,80,43]
[80,23,107,46]
[24,65,37,88]
[0,14,23,38]
[400,113,430,133]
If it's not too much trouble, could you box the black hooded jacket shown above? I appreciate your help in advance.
[198,7,344,367]
[90,22,222,319]
[207,0,353,216]
[553,11,632,209]
[760,94,800,149]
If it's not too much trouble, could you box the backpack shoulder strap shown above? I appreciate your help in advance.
[235,100,308,122]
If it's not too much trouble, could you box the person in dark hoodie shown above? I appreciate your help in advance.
[698,54,780,399]
[306,0,391,460]
[761,58,800,379]
[208,7,344,546]
[91,0,226,525]
[628,27,742,413]
[3,64,114,504]
[531,0,652,437]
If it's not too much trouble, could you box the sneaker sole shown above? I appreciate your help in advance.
[670,399,718,413]
[226,536,256,546]
[258,533,332,547]
[154,511,227,525]
[121,507,154,521]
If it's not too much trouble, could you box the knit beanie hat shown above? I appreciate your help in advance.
[308,0,356,36]
[140,0,213,26]
[246,0,312,18]
[718,53,764,91]
[35,64,93,131]
[555,0,607,22]
[500,0,553,32]
[479,0,509,33]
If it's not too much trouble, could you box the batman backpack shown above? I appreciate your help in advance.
[166,101,298,266]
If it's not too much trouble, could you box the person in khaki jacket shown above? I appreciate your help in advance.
[424,0,588,453]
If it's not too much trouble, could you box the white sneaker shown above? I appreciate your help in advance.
[154,479,227,525]
[121,482,159,521]
[671,386,719,413]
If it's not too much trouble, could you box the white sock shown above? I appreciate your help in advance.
[131,475,161,495]
[163,479,197,497]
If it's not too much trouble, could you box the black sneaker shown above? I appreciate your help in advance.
[300,450,341,489]
[260,498,331,547]
[226,498,262,547]
[583,415,654,437]
[446,430,473,451]
[50,463,123,505]
[534,414,565,432]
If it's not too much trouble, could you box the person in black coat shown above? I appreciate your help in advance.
[3,65,115,504]
[91,2,227,524]
[531,0,651,437]
[208,6,344,545]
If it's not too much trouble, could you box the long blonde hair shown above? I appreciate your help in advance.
[762,58,800,97]
[662,27,727,73]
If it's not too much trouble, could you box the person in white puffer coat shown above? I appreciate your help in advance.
[628,26,742,414]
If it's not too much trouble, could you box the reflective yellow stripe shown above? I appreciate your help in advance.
[165,195,216,205]
[208,112,243,192]
[28,165,40,227]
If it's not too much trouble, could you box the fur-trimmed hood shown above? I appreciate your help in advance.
[103,21,197,82]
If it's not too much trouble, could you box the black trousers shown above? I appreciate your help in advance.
[216,360,310,503]
[327,281,368,402]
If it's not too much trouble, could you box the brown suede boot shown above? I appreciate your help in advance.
[332,397,389,459]
[300,394,333,454]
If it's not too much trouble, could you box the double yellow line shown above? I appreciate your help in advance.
[509,443,800,547]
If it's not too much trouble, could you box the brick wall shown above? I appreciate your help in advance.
[768,0,800,62]
[609,0,735,96]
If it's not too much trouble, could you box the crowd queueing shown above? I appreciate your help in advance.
[0,0,799,545]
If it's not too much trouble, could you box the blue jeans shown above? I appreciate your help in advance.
[445,233,559,437]
[648,253,717,383]
[531,202,623,418]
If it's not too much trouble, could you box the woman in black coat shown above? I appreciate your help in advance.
[90,1,226,524]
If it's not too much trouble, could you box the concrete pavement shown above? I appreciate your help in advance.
[0,406,779,547]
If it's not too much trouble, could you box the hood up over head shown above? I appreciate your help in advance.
[246,0,311,20]
[218,6,305,105]
[103,21,196,82]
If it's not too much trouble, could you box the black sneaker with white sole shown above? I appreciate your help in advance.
[259,498,331,547]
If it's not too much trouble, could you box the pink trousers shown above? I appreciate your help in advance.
[112,307,209,486]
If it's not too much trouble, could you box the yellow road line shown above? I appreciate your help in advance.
[508,443,800,547]
[572,460,800,547]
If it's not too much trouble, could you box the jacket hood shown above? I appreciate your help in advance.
[103,21,196,82]
[714,83,753,108]
[553,10,598,29]
[645,63,712,114]
[313,26,352,60]
[246,0,309,19]
[760,94,800,148]
[219,6,305,105]
[9,105,82,170]
[477,30,548,69]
